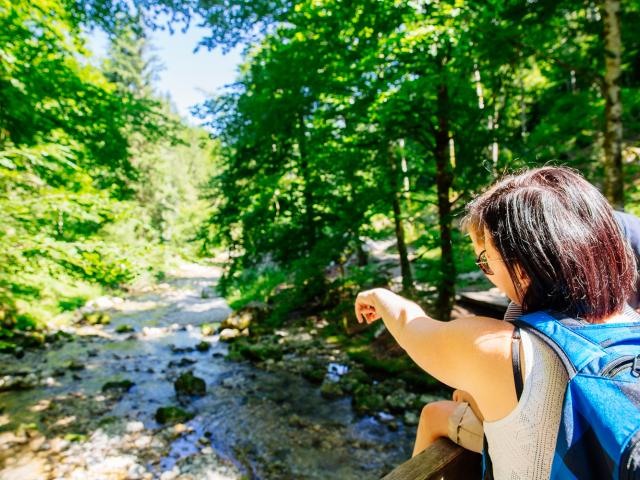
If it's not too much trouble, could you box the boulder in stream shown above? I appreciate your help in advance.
[168,358,196,368]
[170,344,196,354]
[155,406,195,425]
[200,322,220,336]
[65,359,85,371]
[201,286,216,298]
[101,379,135,393]
[195,341,211,352]
[174,371,206,396]
[115,324,134,333]
[219,328,241,342]
[81,312,111,326]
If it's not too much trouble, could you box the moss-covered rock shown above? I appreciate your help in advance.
[101,379,135,393]
[353,385,385,415]
[403,411,419,425]
[82,312,111,326]
[237,342,283,362]
[170,344,195,353]
[65,359,85,371]
[320,380,345,399]
[155,406,195,425]
[195,341,211,352]
[115,324,134,333]
[338,368,368,393]
[174,371,206,396]
[200,322,220,336]
[287,414,310,429]
[385,390,417,413]
[301,363,326,384]
[168,358,196,368]
[201,286,216,299]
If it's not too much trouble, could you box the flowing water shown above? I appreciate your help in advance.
[0,263,415,480]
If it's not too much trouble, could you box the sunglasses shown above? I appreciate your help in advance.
[475,249,494,276]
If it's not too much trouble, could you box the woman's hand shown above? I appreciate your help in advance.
[354,288,387,324]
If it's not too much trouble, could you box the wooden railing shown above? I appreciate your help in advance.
[382,438,482,480]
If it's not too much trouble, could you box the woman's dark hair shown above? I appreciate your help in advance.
[463,166,637,323]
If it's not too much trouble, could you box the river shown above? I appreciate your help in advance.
[0,263,416,479]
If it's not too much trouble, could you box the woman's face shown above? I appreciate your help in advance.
[470,228,524,304]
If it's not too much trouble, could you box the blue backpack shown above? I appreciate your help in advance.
[488,307,640,479]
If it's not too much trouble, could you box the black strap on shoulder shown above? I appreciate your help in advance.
[484,327,524,480]
[512,326,523,401]
[482,434,493,479]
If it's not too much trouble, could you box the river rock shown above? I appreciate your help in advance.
[236,342,283,362]
[200,322,220,336]
[385,390,417,413]
[301,362,326,384]
[115,324,134,333]
[288,414,310,429]
[168,358,196,368]
[170,344,195,353]
[338,368,368,393]
[200,286,216,299]
[82,295,121,312]
[220,311,252,331]
[65,359,85,371]
[219,328,241,342]
[0,372,39,391]
[174,371,206,396]
[403,411,419,425]
[160,467,181,480]
[101,379,135,393]
[320,380,345,399]
[155,406,194,425]
[81,312,111,326]
[353,385,385,415]
[126,421,145,433]
[195,341,211,352]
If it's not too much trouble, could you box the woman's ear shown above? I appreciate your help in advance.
[514,264,530,301]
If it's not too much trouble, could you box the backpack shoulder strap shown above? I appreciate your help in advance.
[512,311,607,379]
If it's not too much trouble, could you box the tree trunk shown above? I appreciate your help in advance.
[434,83,455,321]
[602,0,624,209]
[298,117,316,249]
[387,143,414,294]
[300,157,316,248]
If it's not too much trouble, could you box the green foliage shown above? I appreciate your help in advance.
[223,268,288,311]
[0,1,218,337]
[195,0,639,322]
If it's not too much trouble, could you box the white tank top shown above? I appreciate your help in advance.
[483,330,568,479]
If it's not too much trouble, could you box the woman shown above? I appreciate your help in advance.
[355,167,637,479]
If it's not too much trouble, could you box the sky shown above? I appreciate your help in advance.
[89,23,243,126]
